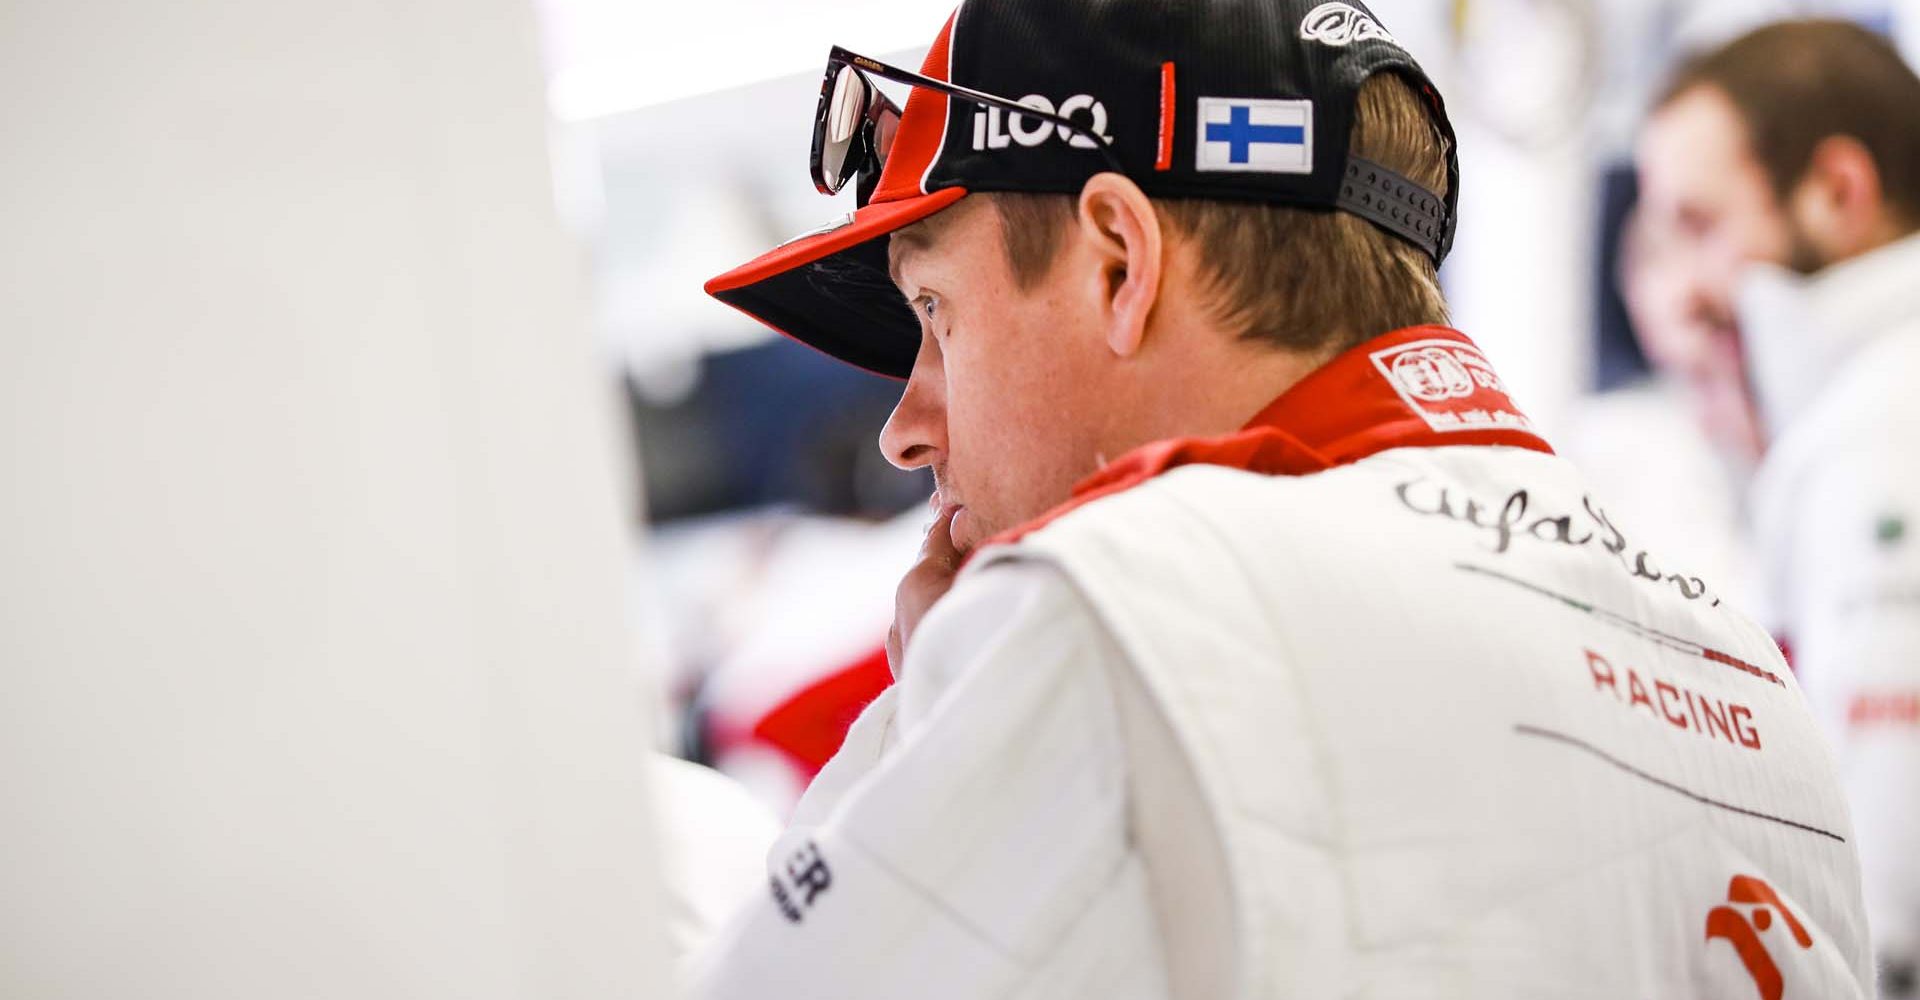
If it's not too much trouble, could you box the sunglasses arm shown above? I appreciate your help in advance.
[833,46,1125,175]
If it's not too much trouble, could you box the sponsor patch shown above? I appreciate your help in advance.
[768,840,833,923]
[1370,339,1533,433]
[1195,97,1312,174]
[1299,2,1397,47]
[971,93,1111,151]
[1705,876,1815,1000]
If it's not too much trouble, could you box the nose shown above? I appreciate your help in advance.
[878,338,947,471]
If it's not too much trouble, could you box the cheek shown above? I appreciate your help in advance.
[1727,180,1797,266]
[942,331,1050,465]
[940,301,1093,512]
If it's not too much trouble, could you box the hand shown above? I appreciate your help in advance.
[886,503,965,678]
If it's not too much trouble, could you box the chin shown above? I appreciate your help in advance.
[950,506,980,552]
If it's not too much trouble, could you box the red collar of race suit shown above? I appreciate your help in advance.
[980,325,1554,552]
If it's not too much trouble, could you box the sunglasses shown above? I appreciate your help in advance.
[809,45,1125,207]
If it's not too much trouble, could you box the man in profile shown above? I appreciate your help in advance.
[1638,19,1920,994]
[694,1,1876,996]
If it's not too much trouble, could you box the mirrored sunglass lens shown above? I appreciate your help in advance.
[827,66,866,144]
[819,65,865,190]
[868,99,900,178]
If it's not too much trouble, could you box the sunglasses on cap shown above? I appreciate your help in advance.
[810,45,1125,207]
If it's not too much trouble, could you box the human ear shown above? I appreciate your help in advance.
[1789,135,1887,261]
[1074,173,1163,359]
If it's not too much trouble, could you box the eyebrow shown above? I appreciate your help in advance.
[886,220,938,290]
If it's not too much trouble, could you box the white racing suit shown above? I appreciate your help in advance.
[692,326,1875,999]
[1744,232,1920,995]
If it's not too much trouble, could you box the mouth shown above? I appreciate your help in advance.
[930,471,974,549]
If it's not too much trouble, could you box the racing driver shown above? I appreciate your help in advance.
[693,1,1875,996]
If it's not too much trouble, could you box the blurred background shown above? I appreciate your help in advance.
[4,0,1917,995]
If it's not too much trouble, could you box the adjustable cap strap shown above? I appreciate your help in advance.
[1338,157,1448,264]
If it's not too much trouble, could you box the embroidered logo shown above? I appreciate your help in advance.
[1195,97,1312,174]
[1370,339,1533,433]
[1705,875,1814,1000]
[970,94,1111,151]
[1299,2,1397,47]
[768,840,834,923]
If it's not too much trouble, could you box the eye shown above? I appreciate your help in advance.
[917,294,939,320]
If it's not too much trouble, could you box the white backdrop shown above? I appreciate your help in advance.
[0,0,668,995]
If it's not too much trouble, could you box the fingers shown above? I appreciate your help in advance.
[890,503,965,678]
[917,503,962,568]
[885,622,904,680]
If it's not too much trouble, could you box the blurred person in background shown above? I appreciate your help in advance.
[1557,203,1767,619]
[1617,204,1768,474]
[694,1,1875,996]
[1638,19,1920,994]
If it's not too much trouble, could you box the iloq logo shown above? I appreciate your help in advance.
[1299,2,1397,47]
[971,94,1111,151]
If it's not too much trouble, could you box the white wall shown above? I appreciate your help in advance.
[0,0,667,996]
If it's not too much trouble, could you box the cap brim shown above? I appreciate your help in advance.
[705,187,969,380]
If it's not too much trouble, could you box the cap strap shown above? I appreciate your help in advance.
[1338,157,1447,263]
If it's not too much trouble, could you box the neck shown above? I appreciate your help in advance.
[1106,323,1333,449]
[1838,214,1919,265]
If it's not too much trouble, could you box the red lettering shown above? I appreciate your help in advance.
[1849,692,1920,729]
[1586,649,1617,694]
[1576,649,1763,753]
[1730,705,1762,749]
[1628,670,1654,712]
[1700,699,1732,742]
[1655,681,1690,728]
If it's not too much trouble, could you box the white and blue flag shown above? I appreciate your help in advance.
[1195,97,1314,174]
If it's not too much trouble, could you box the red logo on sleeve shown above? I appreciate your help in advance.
[1704,875,1813,1000]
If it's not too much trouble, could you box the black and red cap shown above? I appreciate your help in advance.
[705,0,1458,380]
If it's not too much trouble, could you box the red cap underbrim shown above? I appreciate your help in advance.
[705,186,969,380]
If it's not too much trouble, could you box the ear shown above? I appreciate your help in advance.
[1790,135,1887,260]
[1074,173,1164,359]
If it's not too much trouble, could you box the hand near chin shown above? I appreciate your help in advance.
[887,503,967,678]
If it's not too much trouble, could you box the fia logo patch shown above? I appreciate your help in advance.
[1299,2,1397,47]
[1194,97,1312,174]
[1370,339,1534,433]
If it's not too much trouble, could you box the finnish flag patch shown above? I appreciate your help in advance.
[1195,97,1313,174]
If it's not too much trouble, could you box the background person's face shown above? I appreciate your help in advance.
[1635,86,1805,327]
[1619,209,1766,464]
[878,199,1114,553]
[1633,85,1805,461]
